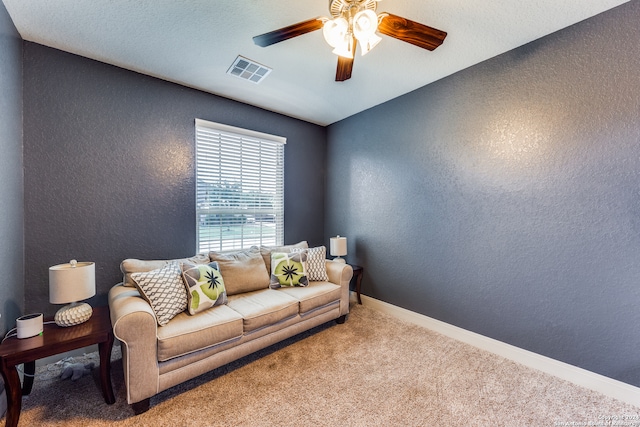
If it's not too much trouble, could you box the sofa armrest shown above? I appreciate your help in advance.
[108,284,160,404]
[325,261,353,316]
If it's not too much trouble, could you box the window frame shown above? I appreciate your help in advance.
[195,118,286,253]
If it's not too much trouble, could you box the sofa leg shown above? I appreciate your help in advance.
[131,398,150,415]
[336,314,347,324]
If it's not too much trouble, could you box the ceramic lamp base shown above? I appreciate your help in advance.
[333,257,346,263]
[54,302,93,327]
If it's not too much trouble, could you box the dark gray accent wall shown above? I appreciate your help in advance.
[23,43,326,315]
[327,1,640,386]
[0,2,24,334]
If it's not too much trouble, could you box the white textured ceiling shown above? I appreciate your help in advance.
[2,0,630,125]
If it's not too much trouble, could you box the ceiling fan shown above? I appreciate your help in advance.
[253,0,447,82]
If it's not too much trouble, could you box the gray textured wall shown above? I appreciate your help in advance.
[23,43,326,315]
[0,2,24,333]
[327,1,640,386]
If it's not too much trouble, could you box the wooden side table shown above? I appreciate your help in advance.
[351,265,364,304]
[0,305,115,427]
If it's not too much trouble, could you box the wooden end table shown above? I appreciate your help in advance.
[351,265,363,304]
[0,305,115,427]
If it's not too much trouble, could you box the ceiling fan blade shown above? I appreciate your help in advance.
[335,37,357,82]
[253,18,324,47]
[378,13,447,51]
[336,56,354,82]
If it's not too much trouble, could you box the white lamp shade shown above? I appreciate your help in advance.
[330,236,348,257]
[49,261,96,304]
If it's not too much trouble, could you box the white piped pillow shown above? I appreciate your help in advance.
[292,246,328,281]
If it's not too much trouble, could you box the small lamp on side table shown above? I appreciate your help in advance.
[49,259,96,327]
[330,235,347,263]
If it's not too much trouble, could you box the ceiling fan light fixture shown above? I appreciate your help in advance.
[322,17,349,48]
[252,0,447,82]
[332,38,354,59]
[353,9,378,39]
[359,33,381,56]
[353,9,381,56]
[324,7,381,58]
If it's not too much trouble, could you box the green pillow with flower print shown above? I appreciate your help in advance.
[270,252,308,288]
[180,261,227,315]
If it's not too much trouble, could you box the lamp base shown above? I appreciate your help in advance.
[54,302,93,327]
[332,257,346,263]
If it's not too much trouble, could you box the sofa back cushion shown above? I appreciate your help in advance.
[209,246,270,295]
[121,254,210,287]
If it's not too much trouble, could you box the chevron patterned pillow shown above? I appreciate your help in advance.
[131,261,188,326]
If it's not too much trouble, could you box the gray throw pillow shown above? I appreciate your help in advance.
[209,246,270,295]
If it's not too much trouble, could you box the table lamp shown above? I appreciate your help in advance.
[330,235,347,263]
[49,259,96,327]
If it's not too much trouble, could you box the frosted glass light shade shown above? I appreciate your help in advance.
[353,10,378,40]
[353,10,381,56]
[323,17,349,48]
[359,33,382,55]
[332,41,354,58]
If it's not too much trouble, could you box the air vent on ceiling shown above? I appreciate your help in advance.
[227,56,272,84]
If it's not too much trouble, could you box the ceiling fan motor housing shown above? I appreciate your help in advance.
[329,0,378,19]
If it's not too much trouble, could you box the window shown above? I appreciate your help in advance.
[195,119,285,253]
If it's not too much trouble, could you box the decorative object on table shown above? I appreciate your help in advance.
[60,361,95,381]
[49,259,96,327]
[330,235,347,263]
[16,313,44,339]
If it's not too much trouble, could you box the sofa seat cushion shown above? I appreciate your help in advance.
[277,281,342,314]
[157,305,244,362]
[227,289,299,333]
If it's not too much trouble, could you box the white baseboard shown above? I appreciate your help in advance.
[356,293,640,408]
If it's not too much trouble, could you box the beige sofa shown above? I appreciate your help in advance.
[108,243,353,413]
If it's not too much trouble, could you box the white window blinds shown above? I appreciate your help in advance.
[195,118,285,253]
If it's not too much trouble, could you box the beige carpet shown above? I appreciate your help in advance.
[4,304,638,426]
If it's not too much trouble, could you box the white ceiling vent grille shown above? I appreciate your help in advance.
[227,56,272,84]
